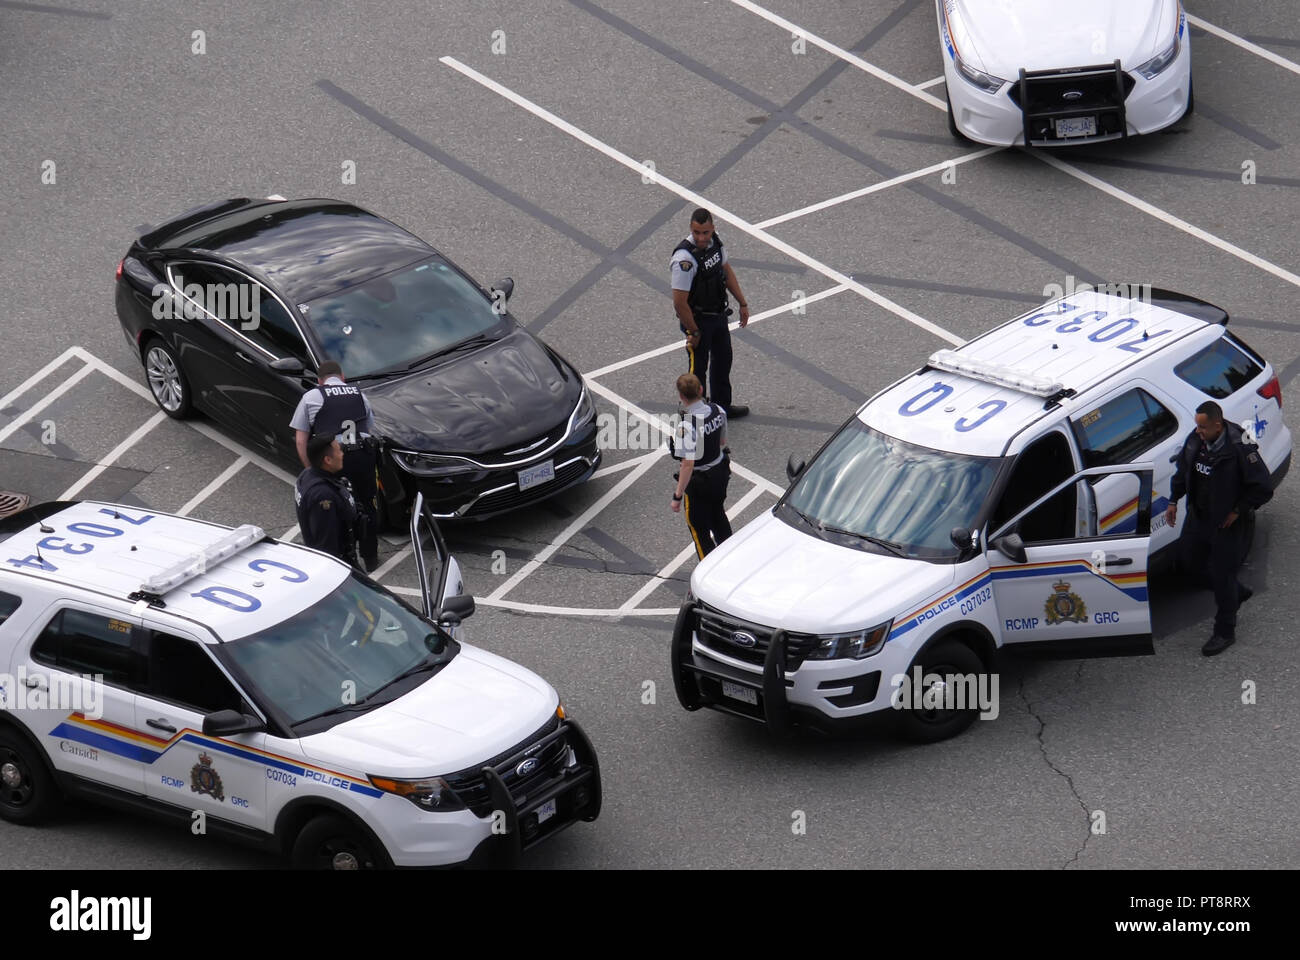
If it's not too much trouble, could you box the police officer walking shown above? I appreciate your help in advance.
[290,361,379,571]
[671,207,751,419]
[296,434,362,570]
[1165,400,1273,656]
[670,373,732,558]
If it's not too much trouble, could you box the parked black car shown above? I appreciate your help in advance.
[114,197,600,521]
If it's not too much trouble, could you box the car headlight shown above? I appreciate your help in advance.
[802,621,893,661]
[391,450,478,477]
[368,774,465,812]
[570,383,596,430]
[955,55,1006,94]
[1135,7,1183,79]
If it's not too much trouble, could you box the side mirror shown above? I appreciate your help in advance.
[270,357,304,375]
[991,532,1027,564]
[786,455,806,483]
[491,277,514,303]
[950,526,972,551]
[438,594,476,626]
[202,710,265,736]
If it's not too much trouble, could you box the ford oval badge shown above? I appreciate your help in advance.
[732,631,758,648]
[515,757,539,777]
[1062,90,1084,101]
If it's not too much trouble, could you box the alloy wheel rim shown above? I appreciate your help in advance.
[146,348,183,412]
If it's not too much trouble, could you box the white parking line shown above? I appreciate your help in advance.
[583,283,850,380]
[917,75,945,90]
[755,146,1003,228]
[618,480,772,613]
[177,456,249,516]
[59,411,168,500]
[484,447,668,601]
[1189,14,1300,78]
[727,4,1300,292]
[725,0,948,109]
[280,524,300,543]
[441,56,964,348]
[0,347,85,413]
[592,449,661,479]
[0,363,97,446]
[388,585,678,617]
[370,543,413,581]
[186,421,299,486]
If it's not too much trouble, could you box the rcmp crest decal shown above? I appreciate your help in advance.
[191,752,225,801]
[1044,580,1087,625]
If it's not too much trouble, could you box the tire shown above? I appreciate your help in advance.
[291,813,391,870]
[143,337,193,419]
[0,727,62,824]
[945,87,970,142]
[893,639,986,744]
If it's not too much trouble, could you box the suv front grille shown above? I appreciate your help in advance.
[1008,61,1135,144]
[443,714,569,817]
[694,603,821,670]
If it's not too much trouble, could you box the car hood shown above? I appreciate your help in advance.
[948,0,1176,78]
[298,644,558,777]
[365,328,580,455]
[691,511,956,634]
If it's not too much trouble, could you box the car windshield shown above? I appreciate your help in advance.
[782,420,1002,558]
[220,574,456,729]
[305,256,506,376]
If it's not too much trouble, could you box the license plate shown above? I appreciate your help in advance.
[536,798,557,824]
[517,460,555,491]
[1055,116,1097,138]
[721,680,758,705]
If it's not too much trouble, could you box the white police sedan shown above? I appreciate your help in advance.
[938,0,1192,145]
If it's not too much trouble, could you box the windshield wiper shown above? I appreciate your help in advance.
[819,523,909,558]
[787,504,821,530]
[405,332,498,369]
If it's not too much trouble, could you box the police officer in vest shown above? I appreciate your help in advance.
[671,207,750,419]
[290,361,379,571]
[1165,400,1273,656]
[670,373,732,558]
[295,433,362,570]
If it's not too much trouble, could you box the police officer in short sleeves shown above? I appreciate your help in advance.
[290,361,379,571]
[671,207,750,418]
[670,373,732,558]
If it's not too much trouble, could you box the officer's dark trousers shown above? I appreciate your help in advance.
[1180,510,1247,639]
[683,463,732,559]
[342,444,379,566]
[684,311,733,411]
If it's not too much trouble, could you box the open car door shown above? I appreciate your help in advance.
[987,463,1154,658]
[409,492,474,632]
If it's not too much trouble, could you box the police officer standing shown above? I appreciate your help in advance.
[296,434,362,570]
[290,361,379,571]
[1165,400,1273,656]
[670,373,732,558]
[671,207,750,419]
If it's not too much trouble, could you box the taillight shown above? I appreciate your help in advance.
[115,258,124,280]
[1258,375,1282,408]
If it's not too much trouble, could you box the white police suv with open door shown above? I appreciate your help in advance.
[672,287,1289,742]
[0,495,600,867]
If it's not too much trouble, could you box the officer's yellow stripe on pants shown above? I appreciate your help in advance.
[686,342,696,375]
[683,493,706,560]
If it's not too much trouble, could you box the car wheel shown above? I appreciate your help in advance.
[945,88,970,142]
[291,814,391,870]
[894,639,986,744]
[0,728,61,824]
[143,338,192,419]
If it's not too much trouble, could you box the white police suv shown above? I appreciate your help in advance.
[0,495,599,868]
[672,287,1290,741]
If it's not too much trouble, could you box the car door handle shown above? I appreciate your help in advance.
[235,351,255,364]
[23,675,47,690]
[1102,555,1133,567]
[146,718,177,733]
[1169,453,1180,463]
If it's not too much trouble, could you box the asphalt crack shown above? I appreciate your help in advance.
[1017,671,1094,869]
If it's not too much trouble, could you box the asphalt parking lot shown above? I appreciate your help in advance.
[2,0,1299,869]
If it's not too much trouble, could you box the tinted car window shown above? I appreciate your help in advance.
[991,431,1075,534]
[0,591,21,628]
[1073,389,1177,468]
[305,257,506,377]
[1174,336,1264,399]
[244,294,309,361]
[169,262,307,360]
[148,632,245,714]
[30,609,145,689]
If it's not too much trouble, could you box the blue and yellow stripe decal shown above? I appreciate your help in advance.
[1100,494,1170,536]
[49,714,384,797]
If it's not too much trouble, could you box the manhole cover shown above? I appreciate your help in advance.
[0,491,30,520]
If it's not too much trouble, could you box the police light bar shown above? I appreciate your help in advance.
[140,524,265,595]
[927,350,1064,398]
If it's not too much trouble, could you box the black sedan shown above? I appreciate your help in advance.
[114,197,600,521]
